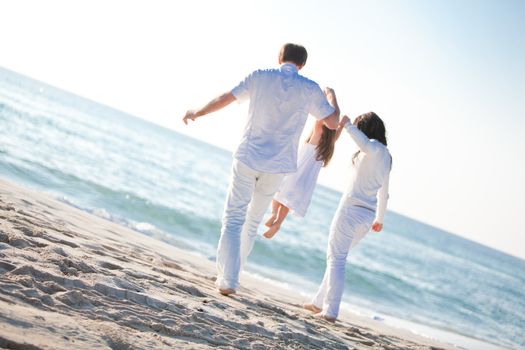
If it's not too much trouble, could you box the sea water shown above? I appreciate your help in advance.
[1,67,524,350]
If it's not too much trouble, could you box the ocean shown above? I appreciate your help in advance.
[1,66,524,350]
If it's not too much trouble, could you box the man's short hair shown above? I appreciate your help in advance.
[280,43,308,67]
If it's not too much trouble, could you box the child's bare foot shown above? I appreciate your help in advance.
[303,303,322,314]
[263,223,281,239]
[264,213,277,227]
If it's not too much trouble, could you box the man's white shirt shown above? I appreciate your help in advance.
[231,63,335,174]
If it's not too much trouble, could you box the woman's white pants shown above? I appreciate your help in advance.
[311,201,375,319]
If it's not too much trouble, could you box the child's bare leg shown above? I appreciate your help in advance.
[263,205,289,239]
[264,200,281,227]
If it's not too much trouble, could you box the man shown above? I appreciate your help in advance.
[183,43,340,295]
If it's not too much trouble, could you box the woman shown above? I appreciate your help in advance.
[304,112,391,322]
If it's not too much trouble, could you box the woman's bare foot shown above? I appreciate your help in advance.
[218,288,236,296]
[264,213,277,227]
[303,303,322,314]
[314,313,336,323]
[263,223,281,239]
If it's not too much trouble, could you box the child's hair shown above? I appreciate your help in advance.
[352,112,388,165]
[306,125,337,167]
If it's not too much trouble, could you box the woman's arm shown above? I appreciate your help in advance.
[335,115,350,141]
[372,171,390,232]
[345,118,376,153]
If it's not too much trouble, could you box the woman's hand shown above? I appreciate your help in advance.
[371,221,383,232]
[340,115,350,127]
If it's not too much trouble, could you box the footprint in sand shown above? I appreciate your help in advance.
[159,257,185,271]
[90,249,107,257]
[0,335,44,350]
[98,261,123,271]
[56,290,94,309]
[51,238,79,249]
[13,225,42,237]
[0,203,16,211]
[112,277,144,293]
[8,236,35,249]
[173,283,206,298]
[151,267,182,279]
[54,258,95,277]
[233,309,249,320]
[35,280,66,295]
[103,333,134,350]
[205,300,229,310]
[0,261,16,273]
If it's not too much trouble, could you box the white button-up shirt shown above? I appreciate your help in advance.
[231,63,335,174]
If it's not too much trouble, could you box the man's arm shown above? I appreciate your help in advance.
[183,92,236,125]
[322,87,340,130]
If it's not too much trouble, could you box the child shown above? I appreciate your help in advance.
[303,112,391,322]
[263,117,347,238]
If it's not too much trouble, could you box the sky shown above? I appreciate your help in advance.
[1,0,524,259]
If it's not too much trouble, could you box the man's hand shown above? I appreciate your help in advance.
[371,222,383,232]
[183,110,198,125]
[321,87,340,130]
[340,115,351,127]
[182,92,235,125]
[323,87,337,106]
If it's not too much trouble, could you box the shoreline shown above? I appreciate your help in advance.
[242,271,509,350]
[0,178,459,349]
[51,190,510,350]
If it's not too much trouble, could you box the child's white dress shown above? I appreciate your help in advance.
[274,143,323,217]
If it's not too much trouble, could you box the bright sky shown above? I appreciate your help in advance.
[1,0,524,259]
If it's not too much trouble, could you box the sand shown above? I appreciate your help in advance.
[0,179,454,350]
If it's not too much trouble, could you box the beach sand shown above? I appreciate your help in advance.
[0,179,454,350]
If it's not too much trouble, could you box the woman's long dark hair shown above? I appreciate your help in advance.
[352,112,388,165]
[306,125,337,167]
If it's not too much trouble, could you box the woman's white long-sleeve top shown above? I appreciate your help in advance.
[344,123,391,223]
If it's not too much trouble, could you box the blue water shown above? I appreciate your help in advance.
[1,66,524,350]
